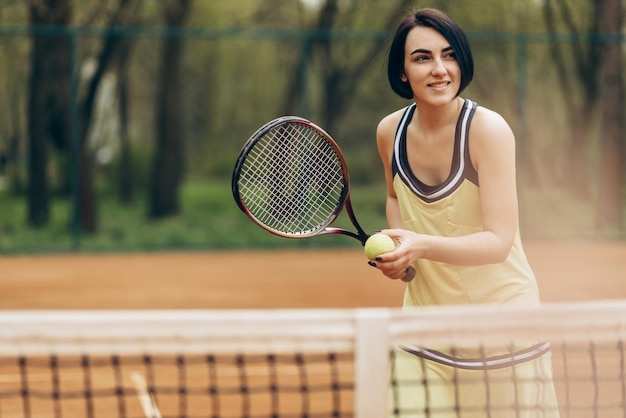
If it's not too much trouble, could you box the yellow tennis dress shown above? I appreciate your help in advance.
[389,100,560,417]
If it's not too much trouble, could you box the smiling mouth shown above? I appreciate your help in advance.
[428,81,450,88]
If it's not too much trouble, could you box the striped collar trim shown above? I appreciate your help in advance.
[393,100,477,202]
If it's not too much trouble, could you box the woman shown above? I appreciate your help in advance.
[372,8,559,417]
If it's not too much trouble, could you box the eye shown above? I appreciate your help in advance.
[413,55,429,62]
[444,51,457,60]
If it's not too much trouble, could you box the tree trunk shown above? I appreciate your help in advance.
[27,0,72,227]
[595,0,624,235]
[75,0,136,233]
[542,0,602,195]
[117,40,134,205]
[315,0,414,134]
[27,62,50,227]
[148,0,192,218]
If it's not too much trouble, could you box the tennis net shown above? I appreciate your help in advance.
[0,301,624,417]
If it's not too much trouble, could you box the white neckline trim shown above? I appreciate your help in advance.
[393,100,476,201]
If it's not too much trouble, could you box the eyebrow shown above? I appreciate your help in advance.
[410,46,453,55]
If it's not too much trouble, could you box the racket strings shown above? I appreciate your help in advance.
[238,123,346,235]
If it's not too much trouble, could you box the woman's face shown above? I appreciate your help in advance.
[401,25,461,105]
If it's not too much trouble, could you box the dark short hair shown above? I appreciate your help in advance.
[387,8,474,100]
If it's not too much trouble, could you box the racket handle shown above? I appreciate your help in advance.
[401,266,416,283]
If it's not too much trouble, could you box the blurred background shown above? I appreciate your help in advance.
[0,0,624,254]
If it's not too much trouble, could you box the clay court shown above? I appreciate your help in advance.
[0,240,625,310]
[0,241,625,417]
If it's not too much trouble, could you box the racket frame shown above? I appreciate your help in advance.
[232,116,368,244]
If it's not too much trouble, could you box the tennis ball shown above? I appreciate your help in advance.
[364,233,396,261]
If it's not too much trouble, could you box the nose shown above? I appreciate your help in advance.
[432,57,447,76]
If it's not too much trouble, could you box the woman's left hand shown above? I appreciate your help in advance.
[369,229,421,280]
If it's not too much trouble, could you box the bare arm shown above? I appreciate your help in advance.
[376,110,405,230]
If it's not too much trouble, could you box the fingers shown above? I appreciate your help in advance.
[367,229,418,281]
[367,259,412,281]
[379,228,407,241]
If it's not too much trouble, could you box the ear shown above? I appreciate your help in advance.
[400,73,408,82]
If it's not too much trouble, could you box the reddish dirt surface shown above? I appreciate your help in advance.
[0,241,624,418]
[1,240,625,310]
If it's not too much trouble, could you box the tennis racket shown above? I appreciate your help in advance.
[232,116,415,283]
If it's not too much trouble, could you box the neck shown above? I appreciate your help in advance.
[414,97,464,130]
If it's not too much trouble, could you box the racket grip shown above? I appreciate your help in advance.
[401,266,416,283]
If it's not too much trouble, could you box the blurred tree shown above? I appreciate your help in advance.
[148,0,192,218]
[116,35,134,205]
[314,0,376,132]
[0,40,26,194]
[284,0,415,134]
[27,0,72,227]
[26,0,137,232]
[113,3,140,206]
[595,0,624,234]
[543,0,624,235]
[542,0,602,194]
[75,0,136,233]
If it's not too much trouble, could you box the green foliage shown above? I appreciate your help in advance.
[0,192,76,253]
[2,178,621,254]
[0,180,389,254]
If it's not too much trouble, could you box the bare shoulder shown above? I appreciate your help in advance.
[470,105,515,144]
[377,107,407,144]
[469,105,516,171]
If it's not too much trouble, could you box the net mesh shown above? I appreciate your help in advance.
[0,302,625,418]
[236,121,347,237]
[0,352,353,418]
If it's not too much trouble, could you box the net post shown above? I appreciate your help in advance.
[354,308,391,418]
